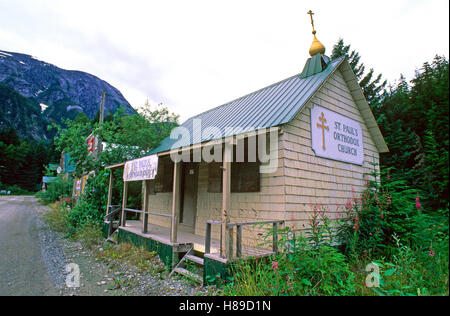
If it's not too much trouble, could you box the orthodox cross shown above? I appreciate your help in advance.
[307,10,316,34]
[317,112,329,150]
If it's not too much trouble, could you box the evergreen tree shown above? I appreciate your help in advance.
[331,39,387,109]
[332,39,448,210]
[378,56,449,209]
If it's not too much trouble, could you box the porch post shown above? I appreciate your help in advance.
[171,161,182,243]
[106,170,113,216]
[142,180,150,234]
[221,140,232,259]
[121,181,128,227]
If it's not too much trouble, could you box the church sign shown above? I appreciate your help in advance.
[123,155,159,182]
[311,105,364,165]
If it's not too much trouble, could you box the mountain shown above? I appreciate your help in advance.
[0,82,49,140]
[0,49,136,140]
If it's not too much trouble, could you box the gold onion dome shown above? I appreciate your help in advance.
[309,31,326,56]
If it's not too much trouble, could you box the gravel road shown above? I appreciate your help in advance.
[0,196,216,296]
[0,196,59,295]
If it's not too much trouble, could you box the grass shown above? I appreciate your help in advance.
[43,202,70,233]
[41,194,448,296]
[95,243,166,276]
[73,222,104,249]
[42,202,168,275]
[220,234,449,296]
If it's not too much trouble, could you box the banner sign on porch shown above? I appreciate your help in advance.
[123,155,159,182]
[311,105,364,165]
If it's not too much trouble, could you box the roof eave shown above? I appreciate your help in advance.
[338,58,389,153]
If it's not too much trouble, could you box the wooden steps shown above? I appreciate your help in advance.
[185,254,204,265]
[172,268,203,284]
[105,229,119,244]
[170,248,204,284]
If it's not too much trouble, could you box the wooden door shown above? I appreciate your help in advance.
[180,162,198,232]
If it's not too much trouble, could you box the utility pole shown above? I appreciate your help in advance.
[99,90,106,125]
[96,90,106,156]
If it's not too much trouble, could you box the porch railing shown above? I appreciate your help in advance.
[205,220,285,260]
[123,208,172,219]
[104,205,121,236]
[122,208,175,236]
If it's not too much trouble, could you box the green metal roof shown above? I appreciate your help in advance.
[300,54,331,79]
[150,56,345,154]
[42,176,58,184]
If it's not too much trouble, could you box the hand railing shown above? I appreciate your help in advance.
[104,205,121,220]
[205,220,284,260]
[104,205,121,236]
[122,207,173,236]
[123,208,172,218]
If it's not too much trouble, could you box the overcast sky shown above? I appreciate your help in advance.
[1,0,448,122]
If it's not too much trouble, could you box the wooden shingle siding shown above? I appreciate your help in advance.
[142,64,381,249]
[195,148,287,245]
[282,66,379,233]
[145,192,172,228]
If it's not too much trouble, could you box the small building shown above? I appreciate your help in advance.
[104,17,388,283]
[60,153,76,179]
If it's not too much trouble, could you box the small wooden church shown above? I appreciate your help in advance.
[104,12,388,283]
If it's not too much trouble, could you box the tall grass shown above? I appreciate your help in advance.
[222,200,449,296]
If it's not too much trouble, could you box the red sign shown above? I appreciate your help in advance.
[88,136,94,153]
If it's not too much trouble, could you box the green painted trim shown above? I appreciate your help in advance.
[117,229,174,270]
[102,222,109,239]
[204,257,231,286]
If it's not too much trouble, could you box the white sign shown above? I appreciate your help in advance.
[123,155,159,182]
[311,105,364,165]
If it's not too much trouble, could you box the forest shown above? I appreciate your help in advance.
[0,127,59,193]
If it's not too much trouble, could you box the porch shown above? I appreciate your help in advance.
[105,207,283,284]
[117,218,283,261]
[103,134,283,283]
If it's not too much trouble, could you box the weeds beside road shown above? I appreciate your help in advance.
[43,201,217,296]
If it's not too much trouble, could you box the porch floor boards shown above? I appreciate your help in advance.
[120,220,275,260]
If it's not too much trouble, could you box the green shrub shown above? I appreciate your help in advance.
[43,202,70,232]
[36,177,73,203]
[0,182,32,195]
[368,234,449,296]
[337,164,418,258]
[65,170,110,235]
[224,217,356,296]
[410,208,449,251]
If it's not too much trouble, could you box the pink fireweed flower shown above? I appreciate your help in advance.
[429,250,435,257]
[272,261,279,271]
[416,193,422,210]
[386,196,391,208]
[345,199,352,210]
[353,213,360,231]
